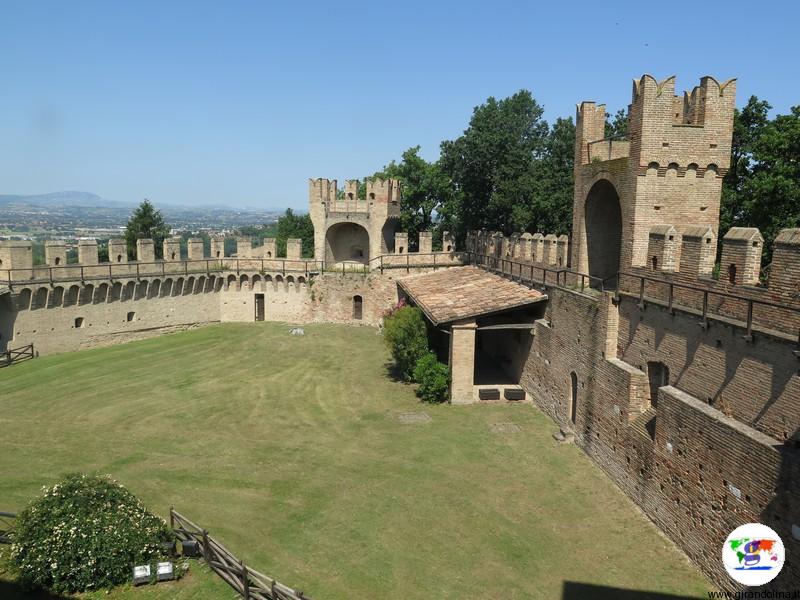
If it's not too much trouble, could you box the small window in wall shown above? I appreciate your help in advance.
[353,295,363,320]
[117,254,123,262]
[126,311,135,322]
[171,252,176,260]
[399,247,404,254]
[728,264,737,284]
[267,251,272,258]
[651,256,658,270]
[74,317,84,328]
[55,257,61,265]
[216,250,221,258]
[446,245,452,252]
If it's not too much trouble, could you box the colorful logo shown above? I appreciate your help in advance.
[722,523,785,586]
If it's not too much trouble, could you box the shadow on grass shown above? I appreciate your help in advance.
[384,360,407,383]
[0,581,69,599]
[562,582,704,600]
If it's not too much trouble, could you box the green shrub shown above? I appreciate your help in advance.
[413,352,450,403]
[383,306,429,381]
[11,473,172,594]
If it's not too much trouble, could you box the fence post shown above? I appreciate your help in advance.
[240,560,249,599]
[169,507,174,530]
[202,529,210,564]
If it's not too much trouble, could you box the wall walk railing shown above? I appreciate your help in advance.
[467,252,605,292]
[618,271,800,345]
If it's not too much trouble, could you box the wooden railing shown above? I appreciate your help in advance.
[1,258,325,288]
[0,511,16,543]
[618,271,800,343]
[170,508,312,600]
[1,344,35,368]
[467,252,606,292]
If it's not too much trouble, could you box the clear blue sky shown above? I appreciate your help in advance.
[1,0,797,210]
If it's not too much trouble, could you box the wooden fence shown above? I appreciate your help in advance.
[170,508,313,600]
[1,344,35,368]
[0,511,16,543]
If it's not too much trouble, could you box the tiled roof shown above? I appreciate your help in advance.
[398,266,546,325]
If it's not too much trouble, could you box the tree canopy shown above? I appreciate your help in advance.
[722,98,799,263]
[238,208,314,258]
[124,199,169,259]
[347,89,796,268]
[373,147,452,250]
[439,90,550,238]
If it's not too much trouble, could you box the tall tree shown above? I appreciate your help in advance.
[274,208,314,257]
[514,117,575,235]
[742,105,800,261]
[439,90,549,238]
[604,108,628,138]
[124,199,169,259]
[373,147,452,249]
[721,96,771,236]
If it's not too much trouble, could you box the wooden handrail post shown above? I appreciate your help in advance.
[638,277,645,309]
[700,291,709,330]
[744,300,754,341]
[668,283,674,314]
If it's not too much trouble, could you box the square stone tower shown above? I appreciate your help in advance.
[571,74,736,287]
[308,178,402,266]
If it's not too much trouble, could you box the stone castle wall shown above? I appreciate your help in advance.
[0,231,460,355]
[518,284,798,592]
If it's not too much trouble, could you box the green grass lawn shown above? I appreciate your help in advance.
[0,323,710,599]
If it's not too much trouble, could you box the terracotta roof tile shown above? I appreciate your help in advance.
[398,266,546,325]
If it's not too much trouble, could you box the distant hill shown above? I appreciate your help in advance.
[0,191,128,208]
[0,191,293,213]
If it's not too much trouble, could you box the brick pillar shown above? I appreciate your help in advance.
[78,240,98,265]
[449,318,477,405]
[108,239,127,263]
[210,237,225,260]
[187,238,204,260]
[769,229,800,298]
[236,237,252,258]
[261,238,275,259]
[418,231,432,254]
[557,235,569,268]
[532,233,544,262]
[45,241,67,267]
[286,238,302,260]
[395,232,408,254]
[136,239,155,262]
[720,227,763,285]
[542,234,558,265]
[163,237,181,261]
[443,231,455,253]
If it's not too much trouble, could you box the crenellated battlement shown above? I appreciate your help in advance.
[573,73,736,280]
[628,74,736,177]
[309,176,403,265]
